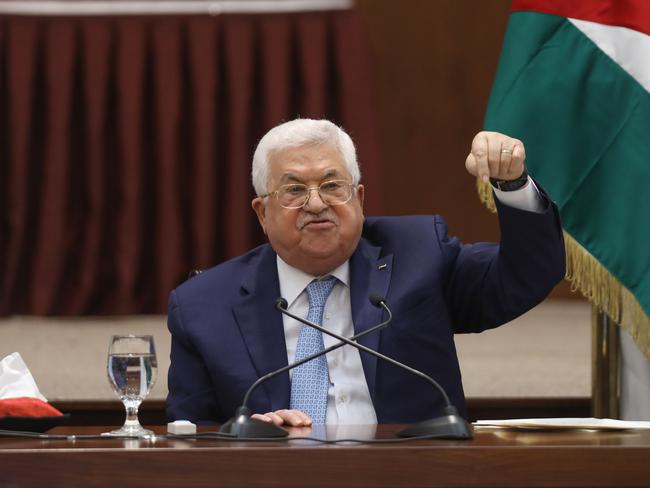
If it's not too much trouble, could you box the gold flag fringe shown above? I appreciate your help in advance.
[477,179,650,361]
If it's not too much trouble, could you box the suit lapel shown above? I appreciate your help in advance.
[232,246,290,411]
[349,238,393,403]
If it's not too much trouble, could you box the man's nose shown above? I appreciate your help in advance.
[303,187,328,212]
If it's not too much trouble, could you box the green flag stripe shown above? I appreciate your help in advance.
[484,11,650,318]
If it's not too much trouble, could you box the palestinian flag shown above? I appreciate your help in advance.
[480,0,650,358]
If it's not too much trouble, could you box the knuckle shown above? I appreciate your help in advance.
[472,132,487,146]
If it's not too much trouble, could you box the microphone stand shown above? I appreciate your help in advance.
[218,297,393,438]
[278,303,472,439]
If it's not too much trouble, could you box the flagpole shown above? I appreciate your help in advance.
[591,306,620,418]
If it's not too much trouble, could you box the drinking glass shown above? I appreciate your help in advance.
[103,335,158,437]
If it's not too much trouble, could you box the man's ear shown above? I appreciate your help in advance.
[356,184,365,210]
[251,197,268,235]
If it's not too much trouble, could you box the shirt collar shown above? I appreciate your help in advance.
[276,255,350,308]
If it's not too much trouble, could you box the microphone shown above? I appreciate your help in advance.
[277,299,472,439]
[218,295,392,438]
[368,293,385,307]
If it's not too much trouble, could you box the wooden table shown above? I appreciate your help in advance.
[1,424,649,487]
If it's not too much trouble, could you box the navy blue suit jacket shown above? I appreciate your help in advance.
[167,196,565,424]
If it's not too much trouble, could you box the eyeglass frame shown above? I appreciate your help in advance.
[260,179,358,209]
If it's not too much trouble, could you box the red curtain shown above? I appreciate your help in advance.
[0,10,382,316]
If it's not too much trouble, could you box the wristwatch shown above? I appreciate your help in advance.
[490,168,529,192]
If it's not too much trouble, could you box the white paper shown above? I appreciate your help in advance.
[474,418,650,430]
[0,352,48,402]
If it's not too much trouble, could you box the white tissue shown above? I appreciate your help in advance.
[0,352,47,401]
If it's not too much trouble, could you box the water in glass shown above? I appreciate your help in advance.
[103,335,157,438]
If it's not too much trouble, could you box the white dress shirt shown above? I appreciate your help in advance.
[277,179,542,424]
[277,257,378,424]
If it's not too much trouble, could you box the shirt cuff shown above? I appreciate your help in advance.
[492,177,544,214]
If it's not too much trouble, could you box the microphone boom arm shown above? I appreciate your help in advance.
[241,300,392,408]
[276,301,452,407]
[220,295,472,439]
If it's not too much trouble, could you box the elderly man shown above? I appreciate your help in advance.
[167,119,565,427]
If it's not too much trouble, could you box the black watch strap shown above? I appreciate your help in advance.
[490,168,529,192]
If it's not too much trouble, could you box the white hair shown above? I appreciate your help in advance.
[251,118,360,197]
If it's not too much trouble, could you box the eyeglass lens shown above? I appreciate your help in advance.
[277,180,352,208]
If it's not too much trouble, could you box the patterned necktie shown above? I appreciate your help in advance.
[289,276,337,424]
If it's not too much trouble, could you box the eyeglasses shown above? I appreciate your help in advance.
[263,180,356,209]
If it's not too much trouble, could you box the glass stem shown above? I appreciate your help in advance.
[124,400,141,426]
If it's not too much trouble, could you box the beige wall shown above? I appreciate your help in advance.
[0,316,170,401]
[0,299,590,402]
[456,299,590,398]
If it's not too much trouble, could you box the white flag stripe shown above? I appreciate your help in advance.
[570,18,650,95]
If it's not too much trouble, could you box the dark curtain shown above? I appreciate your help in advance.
[0,10,382,316]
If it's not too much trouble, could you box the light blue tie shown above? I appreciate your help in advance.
[290,276,337,424]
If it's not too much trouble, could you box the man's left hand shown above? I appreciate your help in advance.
[465,131,526,183]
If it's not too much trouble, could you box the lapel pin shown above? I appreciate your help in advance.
[377,264,387,270]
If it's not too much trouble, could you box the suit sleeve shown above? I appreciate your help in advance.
[438,188,565,333]
[166,290,223,423]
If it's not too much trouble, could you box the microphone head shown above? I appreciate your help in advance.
[368,294,386,307]
[276,297,289,310]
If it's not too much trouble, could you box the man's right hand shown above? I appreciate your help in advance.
[465,131,526,183]
[251,409,312,427]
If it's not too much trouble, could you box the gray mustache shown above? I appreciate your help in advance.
[297,210,339,229]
